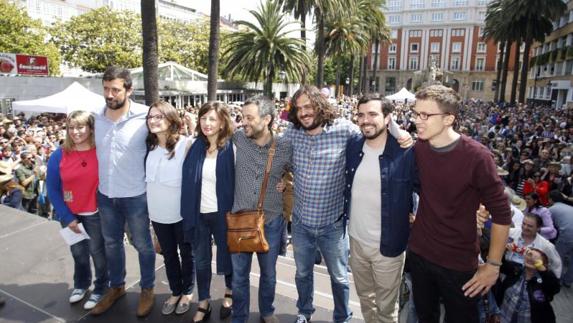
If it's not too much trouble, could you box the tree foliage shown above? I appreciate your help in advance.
[158,19,211,74]
[50,6,215,74]
[0,0,60,75]
[50,7,142,73]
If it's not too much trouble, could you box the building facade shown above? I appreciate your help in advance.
[370,0,519,101]
[528,0,573,109]
[15,0,203,25]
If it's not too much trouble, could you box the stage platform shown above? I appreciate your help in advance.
[1,205,571,322]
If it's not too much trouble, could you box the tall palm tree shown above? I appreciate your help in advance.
[279,0,310,50]
[324,2,369,96]
[505,0,566,103]
[359,0,388,93]
[484,0,520,103]
[483,0,507,102]
[221,0,311,97]
[279,0,311,84]
[207,0,220,101]
[313,0,350,87]
[141,0,159,105]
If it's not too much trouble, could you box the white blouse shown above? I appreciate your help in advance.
[146,137,192,224]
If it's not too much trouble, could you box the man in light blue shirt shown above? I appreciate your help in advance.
[90,66,156,318]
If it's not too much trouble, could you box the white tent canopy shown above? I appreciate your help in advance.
[385,87,416,103]
[12,82,104,114]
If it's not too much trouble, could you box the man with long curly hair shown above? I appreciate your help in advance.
[284,85,408,323]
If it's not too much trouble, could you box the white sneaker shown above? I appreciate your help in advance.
[69,289,87,304]
[83,293,102,310]
[294,314,310,323]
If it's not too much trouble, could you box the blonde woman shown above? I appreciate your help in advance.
[46,110,108,310]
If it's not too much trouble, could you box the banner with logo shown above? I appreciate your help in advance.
[15,54,49,76]
[0,53,48,76]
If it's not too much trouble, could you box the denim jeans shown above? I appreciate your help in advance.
[408,250,479,323]
[292,218,352,323]
[152,220,195,296]
[69,213,108,295]
[193,212,232,301]
[97,191,156,289]
[231,216,285,323]
[556,238,573,285]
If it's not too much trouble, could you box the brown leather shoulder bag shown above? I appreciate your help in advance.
[226,139,276,253]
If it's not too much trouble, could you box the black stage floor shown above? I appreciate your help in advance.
[0,206,361,323]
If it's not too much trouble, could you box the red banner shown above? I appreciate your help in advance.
[15,54,49,76]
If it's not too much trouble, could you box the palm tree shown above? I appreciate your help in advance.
[324,2,369,96]
[221,0,311,97]
[359,0,389,93]
[313,0,350,87]
[484,0,520,103]
[207,0,220,101]
[505,0,566,103]
[279,0,310,50]
[141,0,159,105]
[279,0,312,84]
[483,0,508,102]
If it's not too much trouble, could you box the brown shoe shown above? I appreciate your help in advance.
[136,288,155,317]
[90,286,126,316]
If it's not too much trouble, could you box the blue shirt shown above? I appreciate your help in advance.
[94,101,148,198]
[283,119,360,227]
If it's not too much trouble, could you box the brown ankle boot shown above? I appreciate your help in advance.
[136,288,154,317]
[90,286,126,316]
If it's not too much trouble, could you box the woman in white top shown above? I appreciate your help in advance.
[145,101,195,315]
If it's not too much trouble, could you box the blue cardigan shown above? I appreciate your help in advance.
[344,134,419,257]
[46,148,76,226]
[180,138,234,241]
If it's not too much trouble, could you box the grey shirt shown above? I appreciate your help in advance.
[94,101,149,198]
[232,130,292,223]
[550,202,573,241]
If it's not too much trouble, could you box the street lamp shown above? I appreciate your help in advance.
[345,77,350,96]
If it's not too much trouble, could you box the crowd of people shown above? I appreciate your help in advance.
[0,66,572,323]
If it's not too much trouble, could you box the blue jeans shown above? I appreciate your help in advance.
[152,220,195,296]
[69,213,108,295]
[556,238,573,285]
[97,192,156,289]
[292,218,352,323]
[193,212,232,301]
[231,216,285,323]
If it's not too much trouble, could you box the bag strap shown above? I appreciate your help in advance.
[256,139,277,211]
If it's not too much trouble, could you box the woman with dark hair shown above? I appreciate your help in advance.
[525,193,557,241]
[497,248,560,323]
[181,101,235,322]
[145,101,195,315]
[46,110,108,310]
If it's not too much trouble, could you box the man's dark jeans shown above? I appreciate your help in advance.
[408,250,479,323]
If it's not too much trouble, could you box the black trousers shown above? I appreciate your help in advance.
[22,197,37,214]
[408,250,479,323]
[152,220,195,296]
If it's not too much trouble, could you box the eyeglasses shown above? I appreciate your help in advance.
[146,114,165,121]
[411,110,450,120]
